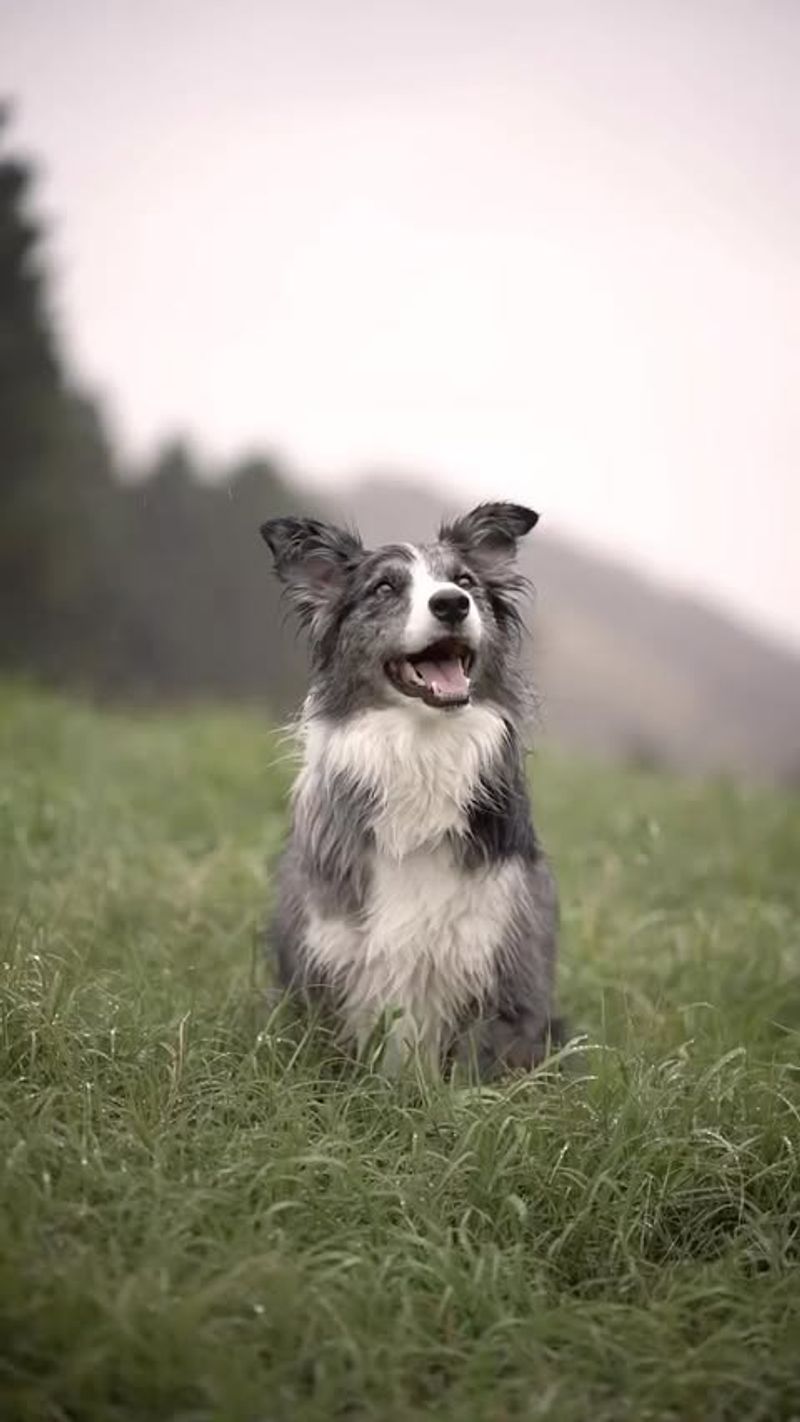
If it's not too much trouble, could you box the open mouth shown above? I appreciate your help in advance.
[385,637,475,709]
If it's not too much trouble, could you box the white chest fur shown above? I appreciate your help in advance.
[298,704,517,1071]
[300,702,507,856]
[305,848,521,1070]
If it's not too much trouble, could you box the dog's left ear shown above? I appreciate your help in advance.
[440,502,539,560]
[260,516,363,626]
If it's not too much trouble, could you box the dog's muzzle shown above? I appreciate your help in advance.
[385,636,475,709]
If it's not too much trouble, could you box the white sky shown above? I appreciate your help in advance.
[5,0,799,647]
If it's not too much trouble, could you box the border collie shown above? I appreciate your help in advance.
[260,502,560,1078]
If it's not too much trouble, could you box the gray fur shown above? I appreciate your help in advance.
[293,767,376,916]
[271,768,374,997]
[454,721,540,868]
[261,502,561,1078]
[470,854,560,1076]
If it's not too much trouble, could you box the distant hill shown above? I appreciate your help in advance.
[335,477,800,783]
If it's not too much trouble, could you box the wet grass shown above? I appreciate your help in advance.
[1,682,799,1421]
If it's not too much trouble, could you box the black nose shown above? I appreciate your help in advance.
[429,588,470,625]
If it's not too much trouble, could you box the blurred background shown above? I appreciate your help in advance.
[2,0,798,780]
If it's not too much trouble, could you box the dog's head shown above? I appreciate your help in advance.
[260,502,538,719]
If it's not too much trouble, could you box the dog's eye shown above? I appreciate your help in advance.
[456,572,476,590]
[372,580,395,597]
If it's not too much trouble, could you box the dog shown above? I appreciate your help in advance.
[260,501,560,1078]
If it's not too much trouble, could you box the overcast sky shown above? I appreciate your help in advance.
[5,0,799,647]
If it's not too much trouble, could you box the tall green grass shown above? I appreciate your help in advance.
[1,683,798,1421]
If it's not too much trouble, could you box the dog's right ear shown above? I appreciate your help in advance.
[260,516,363,626]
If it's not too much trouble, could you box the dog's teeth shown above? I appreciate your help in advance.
[398,659,425,687]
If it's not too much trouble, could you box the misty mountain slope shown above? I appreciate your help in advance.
[337,478,800,780]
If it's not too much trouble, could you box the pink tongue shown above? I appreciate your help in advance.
[415,655,470,698]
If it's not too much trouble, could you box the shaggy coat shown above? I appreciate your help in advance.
[261,502,560,1078]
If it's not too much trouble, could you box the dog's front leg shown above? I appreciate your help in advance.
[452,854,560,1081]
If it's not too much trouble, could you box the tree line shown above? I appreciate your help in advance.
[0,107,312,711]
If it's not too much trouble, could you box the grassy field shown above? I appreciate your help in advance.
[1,682,799,1422]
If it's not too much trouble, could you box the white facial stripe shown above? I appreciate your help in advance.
[403,552,483,654]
